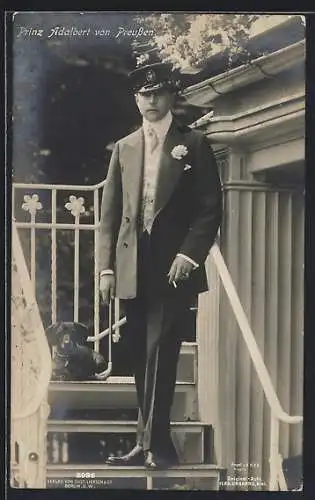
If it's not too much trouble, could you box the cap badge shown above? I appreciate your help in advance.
[136,53,150,67]
[146,69,156,83]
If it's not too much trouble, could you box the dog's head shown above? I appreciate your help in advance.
[45,322,89,354]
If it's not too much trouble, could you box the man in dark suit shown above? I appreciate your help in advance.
[99,56,222,469]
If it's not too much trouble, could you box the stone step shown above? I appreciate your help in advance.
[41,463,225,490]
[47,420,211,464]
[48,419,204,433]
[49,378,198,421]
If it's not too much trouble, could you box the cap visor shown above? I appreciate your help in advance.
[137,83,165,94]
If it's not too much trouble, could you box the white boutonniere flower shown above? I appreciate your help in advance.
[171,145,188,160]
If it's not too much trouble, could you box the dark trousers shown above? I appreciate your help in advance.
[122,232,190,456]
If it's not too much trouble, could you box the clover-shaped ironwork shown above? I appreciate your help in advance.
[21,194,43,216]
[65,195,85,217]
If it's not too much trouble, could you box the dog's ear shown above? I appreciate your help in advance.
[45,322,62,347]
[45,321,89,346]
[72,322,89,344]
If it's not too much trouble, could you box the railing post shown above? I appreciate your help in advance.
[94,188,100,352]
[269,412,280,490]
[51,189,57,324]
[73,214,80,323]
[30,213,36,287]
[146,475,153,490]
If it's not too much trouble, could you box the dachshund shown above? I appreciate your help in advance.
[45,322,107,381]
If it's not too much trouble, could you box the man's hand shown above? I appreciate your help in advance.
[167,255,195,286]
[100,275,115,305]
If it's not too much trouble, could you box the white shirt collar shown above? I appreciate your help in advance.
[142,111,173,142]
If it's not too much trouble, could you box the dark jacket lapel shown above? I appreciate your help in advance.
[153,118,187,220]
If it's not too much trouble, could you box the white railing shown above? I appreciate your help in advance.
[12,180,117,351]
[12,179,302,490]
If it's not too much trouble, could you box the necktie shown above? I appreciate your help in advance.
[147,125,158,153]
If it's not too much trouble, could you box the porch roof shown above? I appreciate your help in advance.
[183,39,305,109]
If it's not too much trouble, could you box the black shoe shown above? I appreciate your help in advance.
[105,444,144,466]
[144,450,179,470]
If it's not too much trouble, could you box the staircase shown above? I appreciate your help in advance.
[44,341,226,490]
[12,176,303,490]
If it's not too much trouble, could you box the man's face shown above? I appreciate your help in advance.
[135,88,174,122]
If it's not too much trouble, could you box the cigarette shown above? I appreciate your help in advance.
[172,281,177,288]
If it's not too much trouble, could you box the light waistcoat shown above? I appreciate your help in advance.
[140,111,173,233]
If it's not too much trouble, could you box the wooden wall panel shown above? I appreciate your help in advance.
[249,191,267,489]
[262,192,280,483]
[277,193,293,459]
[197,162,304,489]
[196,256,221,459]
[218,187,240,480]
[235,191,252,489]
[289,192,304,458]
